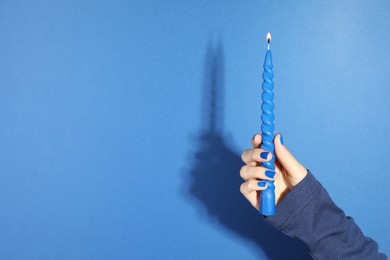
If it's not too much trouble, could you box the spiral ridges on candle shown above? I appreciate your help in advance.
[261,51,275,171]
[260,50,276,216]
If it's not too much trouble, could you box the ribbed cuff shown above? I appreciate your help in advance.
[264,170,322,230]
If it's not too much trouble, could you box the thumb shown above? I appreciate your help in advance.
[274,134,307,186]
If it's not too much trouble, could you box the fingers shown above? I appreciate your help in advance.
[240,180,268,209]
[240,133,274,210]
[252,134,262,148]
[240,165,276,181]
[241,148,272,166]
[274,133,307,186]
[240,180,268,195]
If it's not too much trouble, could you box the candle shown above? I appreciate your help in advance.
[260,32,276,216]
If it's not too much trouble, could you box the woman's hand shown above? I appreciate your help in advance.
[240,134,307,210]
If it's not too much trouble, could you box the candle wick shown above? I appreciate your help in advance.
[267,38,270,44]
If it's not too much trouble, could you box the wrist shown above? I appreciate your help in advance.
[265,170,320,230]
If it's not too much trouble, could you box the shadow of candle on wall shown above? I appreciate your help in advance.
[182,39,312,259]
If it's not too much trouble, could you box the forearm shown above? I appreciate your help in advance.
[265,171,386,259]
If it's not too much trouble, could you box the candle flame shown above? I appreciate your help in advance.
[266,32,271,44]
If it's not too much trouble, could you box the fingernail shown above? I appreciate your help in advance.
[257,181,267,187]
[280,134,284,145]
[260,152,269,160]
[265,170,276,178]
[252,134,258,140]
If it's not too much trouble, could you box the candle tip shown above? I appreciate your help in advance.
[266,32,271,44]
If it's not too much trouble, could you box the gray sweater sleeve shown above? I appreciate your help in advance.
[264,170,387,259]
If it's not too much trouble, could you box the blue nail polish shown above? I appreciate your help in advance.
[260,152,269,160]
[280,134,284,145]
[265,170,276,178]
[257,182,267,187]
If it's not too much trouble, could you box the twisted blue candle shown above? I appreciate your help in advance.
[260,33,276,216]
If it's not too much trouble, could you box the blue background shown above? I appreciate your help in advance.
[1,0,389,259]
